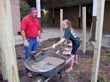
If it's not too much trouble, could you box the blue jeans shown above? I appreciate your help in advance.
[25,38,37,73]
[71,41,80,55]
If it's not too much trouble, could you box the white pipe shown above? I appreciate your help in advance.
[93,0,98,16]
[36,0,41,18]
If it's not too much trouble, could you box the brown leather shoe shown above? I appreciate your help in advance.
[27,72,32,78]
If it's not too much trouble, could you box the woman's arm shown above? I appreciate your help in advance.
[64,39,67,45]
[52,38,66,48]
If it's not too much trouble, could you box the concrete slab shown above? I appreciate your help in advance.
[14,26,110,47]
[14,35,23,46]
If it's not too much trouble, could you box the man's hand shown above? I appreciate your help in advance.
[39,38,42,44]
[23,40,29,47]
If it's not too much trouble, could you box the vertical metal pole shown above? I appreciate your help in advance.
[36,0,41,25]
[53,9,54,25]
[0,0,20,82]
[82,7,86,53]
[90,0,98,41]
[91,0,105,82]
[79,5,81,27]
[60,9,63,40]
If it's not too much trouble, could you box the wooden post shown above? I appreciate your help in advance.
[60,9,63,40]
[0,27,7,80]
[82,7,86,53]
[0,28,7,80]
[0,0,20,82]
[91,0,105,82]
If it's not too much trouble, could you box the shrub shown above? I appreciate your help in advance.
[99,74,106,82]
[20,0,31,21]
[104,50,110,57]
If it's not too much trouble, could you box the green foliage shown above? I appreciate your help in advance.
[20,0,31,21]
[99,74,106,82]
[52,49,56,52]
[104,50,110,57]
[40,30,43,33]
[85,67,89,70]
[104,57,109,62]
[78,67,81,71]
[90,61,93,64]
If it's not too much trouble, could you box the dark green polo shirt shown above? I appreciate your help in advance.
[63,27,80,44]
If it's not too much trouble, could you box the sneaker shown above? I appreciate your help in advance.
[27,72,32,78]
[65,68,73,73]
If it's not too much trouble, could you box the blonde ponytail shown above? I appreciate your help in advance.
[68,21,75,32]
[63,19,75,32]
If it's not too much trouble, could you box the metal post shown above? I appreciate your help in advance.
[60,9,63,40]
[91,0,105,82]
[79,5,81,27]
[82,7,86,53]
[53,9,55,25]
[0,0,20,82]
[36,0,41,25]
[90,0,98,41]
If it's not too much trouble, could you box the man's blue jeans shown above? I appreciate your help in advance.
[25,38,37,73]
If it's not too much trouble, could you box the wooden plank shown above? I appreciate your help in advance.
[64,48,72,51]
[91,0,105,82]
[82,7,86,53]
[66,42,72,47]
[0,0,20,82]
[63,51,71,55]
[60,9,63,40]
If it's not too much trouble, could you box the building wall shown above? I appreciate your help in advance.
[54,8,60,25]
[41,9,53,25]
[10,0,20,35]
[41,2,110,29]
[63,6,79,26]
[41,6,79,26]
[103,1,110,29]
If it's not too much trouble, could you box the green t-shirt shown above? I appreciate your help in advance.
[63,27,80,44]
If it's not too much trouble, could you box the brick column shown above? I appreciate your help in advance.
[10,0,20,35]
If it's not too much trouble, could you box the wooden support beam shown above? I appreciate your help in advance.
[91,0,105,82]
[82,7,86,53]
[0,28,7,80]
[60,9,63,40]
[0,0,20,82]
[0,29,7,80]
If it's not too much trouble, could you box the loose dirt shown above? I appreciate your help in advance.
[0,37,110,82]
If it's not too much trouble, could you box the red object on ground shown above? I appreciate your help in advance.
[18,31,21,35]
